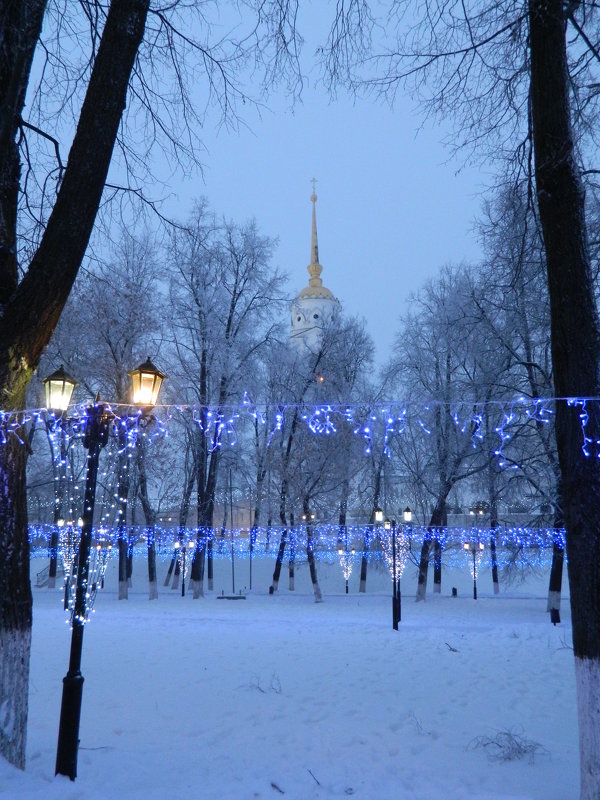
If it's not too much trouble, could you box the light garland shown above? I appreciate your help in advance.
[2,395,595,457]
[31,523,565,562]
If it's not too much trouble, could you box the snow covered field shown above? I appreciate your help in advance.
[1,556,579,799]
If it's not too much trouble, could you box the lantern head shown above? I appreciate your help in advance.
[128,357,166,407]
[43,366,78,412]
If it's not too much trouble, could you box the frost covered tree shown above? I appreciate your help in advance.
[166,207,286,598]
[391,267,491,600]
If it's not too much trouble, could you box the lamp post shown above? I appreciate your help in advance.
[403,505,412,547]
[384,518,400,630]
[53,356,164,780]
[174,538,194,597]
[55,399,109,780]
[337,542,355,594]
[463,541,485,599]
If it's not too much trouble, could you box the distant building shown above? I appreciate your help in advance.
[289,184,341,349]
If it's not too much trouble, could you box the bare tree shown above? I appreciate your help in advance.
[167,207,286,597]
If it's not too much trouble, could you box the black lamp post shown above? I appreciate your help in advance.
[463,541,484,599]
[52,357,165,780]
[55,400,109,780]
[385,518,400,630]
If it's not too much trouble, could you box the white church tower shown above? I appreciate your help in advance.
[289,182,341,350]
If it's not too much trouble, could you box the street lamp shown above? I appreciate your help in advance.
[43,368,78,589]
[463,541,485,599]
[174,538,195,597]
[55,358,164,781]
[403,506,412,552]
[44,365,78,412]
[374,506,384,524]
[55,398,110,780]
[127,357,165,407]
[337,543,355,594]
[384,518,401,630]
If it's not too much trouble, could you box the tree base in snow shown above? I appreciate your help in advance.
[148,581,158,600]
[191,579,204,598]
[0,627,31,768]
[547,589,561,613]
[575,656,600,799]
[118,581,128,600]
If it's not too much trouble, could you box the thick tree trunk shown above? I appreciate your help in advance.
[0,433,31,769]
[48,433,68,589]
[116,448,130,600]
[432,538,442,594]
[547,503,565,620]
[416,501,447,601]
[288,513,295,590]
[207,538,214,591]
[487,447,500,595]
[270,512,287,594]
[489,530,500,595]
[306,532,322,602]
[529,0,600,794]
[547,541,565,619]
[358,533,369,593]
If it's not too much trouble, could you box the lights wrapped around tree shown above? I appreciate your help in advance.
[337,545,356,590]
[380,523,410,584]
[463,541,485,600]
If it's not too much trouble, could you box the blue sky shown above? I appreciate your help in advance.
[156,8,489,365]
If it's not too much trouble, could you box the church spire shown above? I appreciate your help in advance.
[308,178,324,290]
[310,178,319,266]
[297,180,336,301]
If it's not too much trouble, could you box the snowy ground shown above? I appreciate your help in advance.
[1,555,579,800]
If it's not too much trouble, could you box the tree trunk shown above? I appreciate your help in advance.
[529,0,600,794]
[416,500,447,601]
[432,538,442,594]
[116,446,130,600]
[547,503,565,620]
[288,512,295,590]
[360,458,384,593]
[48,432,68,589]
[0,432,32,769]
[547,541,565,620]
[487,442,500,595]
[147,527,158,600]
[304,500,322,602]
